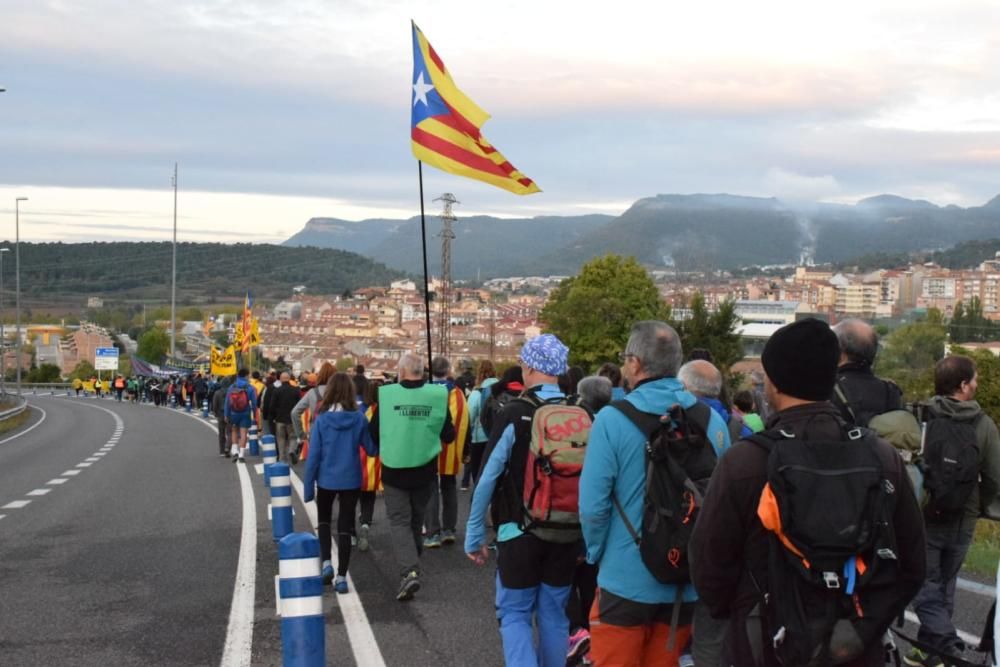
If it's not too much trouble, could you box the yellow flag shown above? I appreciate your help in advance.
[248,318,261,348]
[234,322,245,349]
[211,345,237,376]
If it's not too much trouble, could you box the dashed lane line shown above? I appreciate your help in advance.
[76,462,93,468]
[46,479,68,485]
[26,489,51,496]
[2,500,31,509]
[62,470,81,476]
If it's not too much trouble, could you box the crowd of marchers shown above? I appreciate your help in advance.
[203,316,999,667]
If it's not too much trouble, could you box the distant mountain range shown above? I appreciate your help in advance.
[284,193,1000,278]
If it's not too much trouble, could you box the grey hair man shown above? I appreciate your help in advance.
[577,375,613,415]
[369,353,456,600]
[830,318,902,426]
[579,321,731,665]
[679,359,751,444]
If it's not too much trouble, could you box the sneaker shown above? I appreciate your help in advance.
[321,562,334,585]
[423,533,442,549]
[289,451,299,465]
[357,524,370,552]
[567,628,591,666]
[351,535,358,547]
[334,576,349,594]
[396,570,420,601]
[902,648,945,667]
[441,530,456,545]
[236,457,245,463]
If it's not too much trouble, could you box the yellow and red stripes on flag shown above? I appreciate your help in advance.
[410,22,540,196]
[361,403,382,492]
[241,293,253,354]
[438,387,469,476]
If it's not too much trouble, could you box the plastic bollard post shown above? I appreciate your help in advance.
[186,396,193,413]
[269,462,293,542]
[278,533,325,667]
[249,425,261,457]
[202,400,210,419]
[261,435,277,485]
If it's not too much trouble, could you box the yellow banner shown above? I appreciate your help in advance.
[248,317,261,348]
[211,345,237,376]
[234,322,245,349]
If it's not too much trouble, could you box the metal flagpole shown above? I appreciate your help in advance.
[170,163,178,358]
[418,162,434,377]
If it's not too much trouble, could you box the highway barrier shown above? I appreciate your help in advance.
[249,424,260,456]
[278,532,325,667]
[261,435,277,484]
[269,462,293,542]
[202,400,210,419]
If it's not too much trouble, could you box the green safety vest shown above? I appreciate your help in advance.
[378,383,449,469]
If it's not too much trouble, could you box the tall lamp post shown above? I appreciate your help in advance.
[15,197,27,396]
[0,247,9,395]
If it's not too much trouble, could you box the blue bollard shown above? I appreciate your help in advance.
[270,462,293,542]
[278,532,325,667]
[185,396,192,413]
[261,435,277,485]
[202,399,210,419]
[249,425,260,457]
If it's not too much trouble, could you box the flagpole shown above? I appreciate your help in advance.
[418,161,434,377]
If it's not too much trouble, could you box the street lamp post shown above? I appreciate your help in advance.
[0,247,9,395]
[15,197,27,396]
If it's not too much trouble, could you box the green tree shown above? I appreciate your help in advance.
[875,317,947,401]
[673,294,744,371]
[68,360,96,381]
[137,327,170,363]
[949,297,995,343]
[540,254,670,369]
[26,363,62,383]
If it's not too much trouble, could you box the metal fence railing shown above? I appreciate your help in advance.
[0,394,29,421]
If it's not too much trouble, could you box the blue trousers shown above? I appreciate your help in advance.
[496,572,571,667]
[913,517,976,653]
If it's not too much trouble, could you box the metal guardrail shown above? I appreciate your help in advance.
[0,394,29,421]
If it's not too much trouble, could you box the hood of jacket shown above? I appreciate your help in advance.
[432,378,456,392]
[627,376,698,414]
[929,395,983,421]
[319,408,365,430]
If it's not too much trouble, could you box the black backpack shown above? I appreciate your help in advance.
[921,412,982,523]
[481,388,517,438]
[610,400,715,585]
[747,427,901,666]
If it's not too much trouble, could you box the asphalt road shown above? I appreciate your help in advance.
[0,394,995,666]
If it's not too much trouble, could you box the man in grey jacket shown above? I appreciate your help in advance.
[907,354,1000,665]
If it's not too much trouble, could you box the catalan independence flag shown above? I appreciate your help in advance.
[410,22,540,195]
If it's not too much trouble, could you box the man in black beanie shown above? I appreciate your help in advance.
[690,318,926,666]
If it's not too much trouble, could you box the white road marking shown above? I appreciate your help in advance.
[175,410,256,667]
[46,478,68,485]
[84,457,100,462]
[76,462,93,468]
[903,610,981,646]
[0,514,5,520]
[0,403,47,445]
[26,488,51,496]
[957,577,995,598]
[289,468,386,667]
[62,470,82,476]
[2,500,31,509]
[93,452,107,457]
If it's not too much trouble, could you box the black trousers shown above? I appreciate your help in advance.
[359,490,376,526]
[316,487,359,576]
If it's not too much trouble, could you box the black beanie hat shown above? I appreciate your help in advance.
[761,318,840,401]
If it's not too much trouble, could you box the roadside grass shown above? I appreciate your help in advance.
[967,520,1000,578]
[0,407,32,436]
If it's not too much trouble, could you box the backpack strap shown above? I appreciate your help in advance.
[833,379,859,425]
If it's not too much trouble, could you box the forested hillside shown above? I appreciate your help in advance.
[4,242,405,302]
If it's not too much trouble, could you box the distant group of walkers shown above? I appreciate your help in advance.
[199,315,999,667]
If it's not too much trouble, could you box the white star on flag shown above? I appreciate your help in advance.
[412,71,435,107]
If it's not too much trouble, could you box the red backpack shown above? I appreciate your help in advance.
[228,387,249,413]
[519,394,592,542]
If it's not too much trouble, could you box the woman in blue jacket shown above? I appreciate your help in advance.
[303,372,377,593]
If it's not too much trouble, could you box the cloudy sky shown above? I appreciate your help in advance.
[2,0,999,243]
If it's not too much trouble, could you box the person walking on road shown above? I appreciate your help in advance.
[212,376,232,456]
[303,372,377,594]
[371,353,454,601]
[424,356,469,548]
[465,333,586,667]
[224,368,258,463]
[269,372,301,462]
[906,355,1000,665]
[462,361,497,491]
[291,363,335,464]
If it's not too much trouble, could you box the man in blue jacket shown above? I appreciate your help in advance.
[579,321,730,666]
[224,368,258,463]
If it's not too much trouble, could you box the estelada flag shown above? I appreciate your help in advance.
[410,22,540,196]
